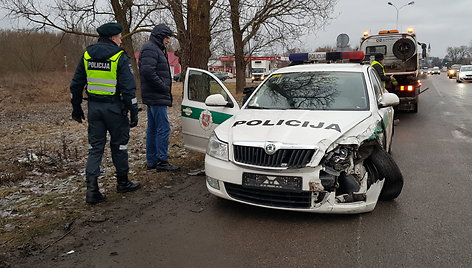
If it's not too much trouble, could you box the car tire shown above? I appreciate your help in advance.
[366,148,403,201]
[457,80,461,83]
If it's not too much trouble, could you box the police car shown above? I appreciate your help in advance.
[181,51,403,214]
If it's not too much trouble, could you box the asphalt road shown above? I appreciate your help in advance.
[27,74,472,267]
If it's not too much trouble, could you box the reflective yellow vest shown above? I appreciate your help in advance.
[83,50,124,95]
[371,60,386,87]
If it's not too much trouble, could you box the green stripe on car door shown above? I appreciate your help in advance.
[181,105,233,124]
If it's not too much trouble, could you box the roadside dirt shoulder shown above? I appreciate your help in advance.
[0,82,205,267]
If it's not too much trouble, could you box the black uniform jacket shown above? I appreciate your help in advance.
[70,38,138,113]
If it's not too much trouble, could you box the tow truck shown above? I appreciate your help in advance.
[360,28,427,113]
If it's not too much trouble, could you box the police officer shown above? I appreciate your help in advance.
[371,53,397,89]
[70,22,140,204]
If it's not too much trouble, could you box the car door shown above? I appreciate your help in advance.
[368,68,394,151]
[182,68,240,153]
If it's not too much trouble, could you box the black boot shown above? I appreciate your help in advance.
[155,161,181,172]
[86,177,106,204]
[116,174,141,193]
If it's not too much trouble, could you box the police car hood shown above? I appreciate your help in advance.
[86,39,123,61]
[219,110,372,147]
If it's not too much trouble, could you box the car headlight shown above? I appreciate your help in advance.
[207,132,228,161]
[324,145,355,171]
[459,73,466,78]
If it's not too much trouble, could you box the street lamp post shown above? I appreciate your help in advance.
[387,1,414,30]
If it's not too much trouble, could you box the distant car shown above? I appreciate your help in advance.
[210,71,228,81]
[427,68,433,75]
[448,64,461,79]
[456,65,472,83]
[226,72,234,79]
[431,66,440,75]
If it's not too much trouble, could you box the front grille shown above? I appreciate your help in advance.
[225,183,312,209]
[233,145,315,168]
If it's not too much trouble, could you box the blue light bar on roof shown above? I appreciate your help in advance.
[288,53,309,62]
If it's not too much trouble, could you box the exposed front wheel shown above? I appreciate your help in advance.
[366,148,404,201]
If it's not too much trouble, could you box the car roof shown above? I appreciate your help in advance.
[272,63,368,74]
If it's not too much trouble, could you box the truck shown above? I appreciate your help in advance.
[360,29,427,113]
[250,59,272,82]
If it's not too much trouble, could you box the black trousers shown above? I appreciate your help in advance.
[86,101,130,179]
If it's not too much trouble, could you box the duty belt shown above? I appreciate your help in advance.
[87,95,121,103]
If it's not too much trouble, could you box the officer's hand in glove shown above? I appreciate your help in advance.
[130,110,139,128]
[72,105,85,123]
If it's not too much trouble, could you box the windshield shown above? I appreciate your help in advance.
[461,66,472,71]
[252,68,266,73]
[246,71,369,111]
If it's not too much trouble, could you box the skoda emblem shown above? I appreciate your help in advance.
[265,143,277,155]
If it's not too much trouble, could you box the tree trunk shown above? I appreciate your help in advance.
[110,0,140,91]
[229,0,246,94]
[170,0,190,83]
[187,0,211,70]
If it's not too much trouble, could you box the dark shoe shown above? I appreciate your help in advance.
[116,175,141,193]
[155,161,181,172]
[86,177,107,204]
[146,163,157,170]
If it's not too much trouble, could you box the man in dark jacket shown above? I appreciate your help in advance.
[139,24,180,172]
[70,22,140,204]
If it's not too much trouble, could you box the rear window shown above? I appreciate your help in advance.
[246,71,369,111]
[366,45,387,56]
[461,66,472,71]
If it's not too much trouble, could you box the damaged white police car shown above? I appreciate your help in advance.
[181,52,403,214]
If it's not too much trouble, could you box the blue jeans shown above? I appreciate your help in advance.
[146,105,170,166]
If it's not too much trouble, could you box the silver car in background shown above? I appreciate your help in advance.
[456,65,472,83]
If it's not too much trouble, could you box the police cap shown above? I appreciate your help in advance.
[375,53,384,61]
[97,23,123,37]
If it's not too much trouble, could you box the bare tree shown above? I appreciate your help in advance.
[446,45,471,64]
[227,0,336,93]
[0,0,177,85]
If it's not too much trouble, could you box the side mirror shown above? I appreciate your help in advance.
[379,93,400,107]
[205,94,234,108]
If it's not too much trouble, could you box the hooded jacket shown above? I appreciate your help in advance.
[139,24,174,107]
[70,38,138,113]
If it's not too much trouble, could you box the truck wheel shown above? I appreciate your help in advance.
[412,102,418,113]
[366,148,404,201]
[393,38,416,60]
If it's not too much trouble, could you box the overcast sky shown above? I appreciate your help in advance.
[304,0,471,58]
[1,0,470,58]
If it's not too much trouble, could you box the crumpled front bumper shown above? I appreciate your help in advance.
[205,155,383,214]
